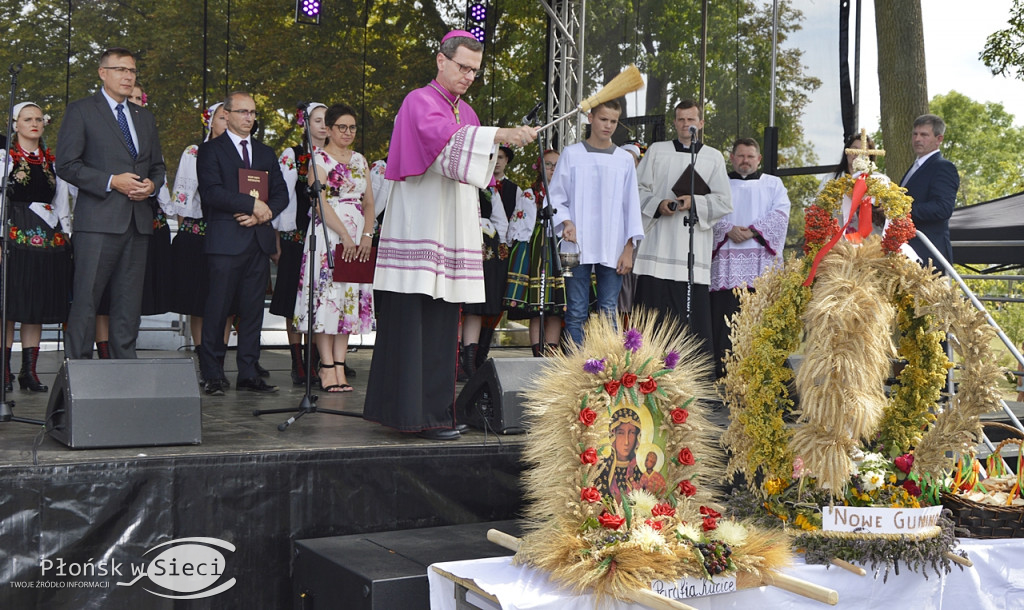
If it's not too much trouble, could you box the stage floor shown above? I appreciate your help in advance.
[0,346,532,467]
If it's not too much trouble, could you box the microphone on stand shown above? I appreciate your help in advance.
[522,100,543,125]
[689,125,698,141]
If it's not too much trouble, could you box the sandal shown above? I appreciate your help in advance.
[318,363,343,392]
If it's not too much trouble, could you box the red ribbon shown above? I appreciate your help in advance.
[804,175,870,287]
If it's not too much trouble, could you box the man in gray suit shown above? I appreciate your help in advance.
[57,47,165,359]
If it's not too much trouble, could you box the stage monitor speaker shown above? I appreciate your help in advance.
[455,357,548,435]
[45,358,202,449]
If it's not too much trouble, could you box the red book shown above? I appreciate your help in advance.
[239,169,269,202]
[332,246,377,284]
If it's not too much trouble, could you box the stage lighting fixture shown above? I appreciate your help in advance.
[465,1,488,44]
[295,0,321,25]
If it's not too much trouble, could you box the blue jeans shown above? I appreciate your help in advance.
[564,263,622,345]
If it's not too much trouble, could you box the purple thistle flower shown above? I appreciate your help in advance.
[583,358,606,374]
[623,328,643,352]
[664,351,680,370]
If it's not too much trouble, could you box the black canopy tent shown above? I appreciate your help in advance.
[949,192,1024,270]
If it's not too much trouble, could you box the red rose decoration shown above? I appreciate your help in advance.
[651,503,676,517]
[678,448,695,466]
[903,479,922,497]
[604,380,621,397]
[638,376,657,394]
[621,372,638,388]
[598,512,626,530]
[580,448,598,465]
[702,516,718,532]
[670,408,689,424]
[678,480,697,497]
[578,407,597,426]
[699,505,721,519]
[580,487,602,503]
[644,519,663,531]
[894,453,914,474]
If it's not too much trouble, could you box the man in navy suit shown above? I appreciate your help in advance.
[901,114,960,272]
[57,47,165,359]
[196,92,287,395]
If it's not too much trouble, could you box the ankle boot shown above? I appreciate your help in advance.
[3,347,12,392]
[476,327,495,368]
[531,343,544,358]
[96,340,111,359]
[289,343,307,386]
[456,343,469,382]
[18,346,48,392]
[462,343,479,379]
[546,342,561,356]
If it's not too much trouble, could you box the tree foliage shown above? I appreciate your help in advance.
[981,0,1024,80]
[928,91,1024,206]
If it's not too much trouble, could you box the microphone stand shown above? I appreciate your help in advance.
[254,103,349,429]
[685,129,698,327]
[0,63,43,426]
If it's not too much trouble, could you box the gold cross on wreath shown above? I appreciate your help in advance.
[844,128,886,160]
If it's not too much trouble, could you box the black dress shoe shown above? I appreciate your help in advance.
[417,428,461,441]
[454,423,470,433]
[255,362,270,378]
[204,379,226,396]
[237,377,278,393]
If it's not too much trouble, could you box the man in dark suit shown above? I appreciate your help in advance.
[197,92,287,395]
[901,113,960,272]
[57,47,165,359]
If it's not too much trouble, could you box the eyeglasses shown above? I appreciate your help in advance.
[229,109,258,118]
[543,162,557,169]
[444,55,484,78]
[333,124,357,133]
[101,66,138,76]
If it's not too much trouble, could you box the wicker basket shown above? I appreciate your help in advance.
[941,422,1024,539]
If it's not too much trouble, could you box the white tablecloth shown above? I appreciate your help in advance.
[429,538,1024,609]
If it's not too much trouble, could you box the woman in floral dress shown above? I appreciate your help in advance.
[293,104,375,392]
[1,102,71,392]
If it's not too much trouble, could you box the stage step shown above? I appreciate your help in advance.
[292,520,522,610]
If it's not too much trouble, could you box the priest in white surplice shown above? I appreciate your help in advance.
[363,31,537,441]
[710,138,790,377]
[633,100,731,361]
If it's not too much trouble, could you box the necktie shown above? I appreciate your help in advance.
[240,140,251,169]
[115,104,138,159]
[901,160,920,187]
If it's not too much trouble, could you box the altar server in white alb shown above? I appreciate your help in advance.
[548,99,644,347]
[633,99,731,361]
[710,137,790,377]
[363,30,537,441]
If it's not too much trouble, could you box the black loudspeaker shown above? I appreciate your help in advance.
[293,520,520,610]
[455,357,547,435]
[45,358,202,449]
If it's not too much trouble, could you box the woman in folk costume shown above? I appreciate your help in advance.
[459,172,509,378]
[293,103,375,393]
[168,102,229,369]
[273,102,328,386]
[503,148,566,357]
[1,102,72,392]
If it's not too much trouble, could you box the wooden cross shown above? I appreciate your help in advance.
[844,128,886,160]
